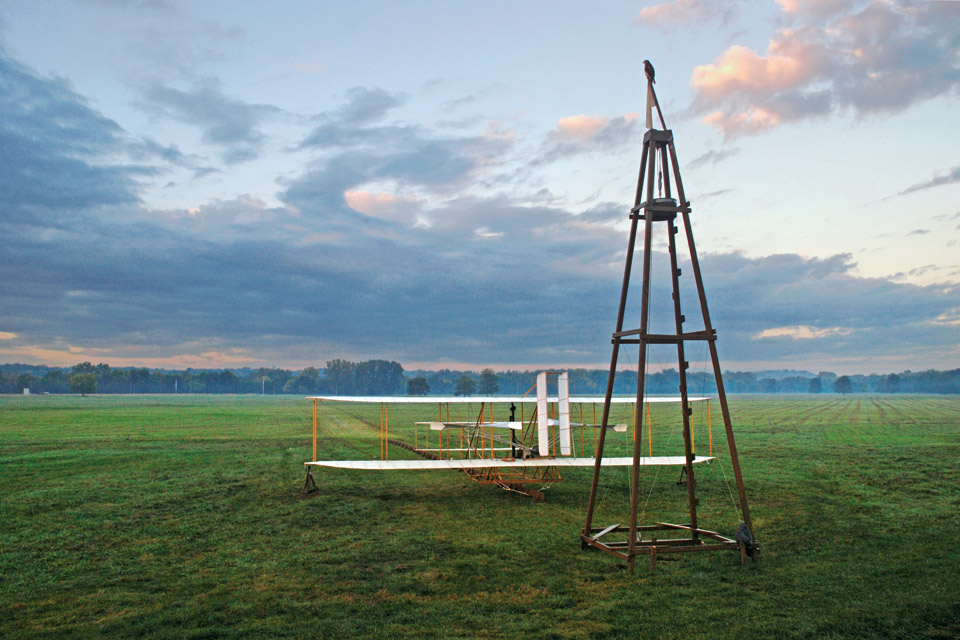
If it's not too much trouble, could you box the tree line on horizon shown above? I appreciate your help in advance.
[1,361,959,396]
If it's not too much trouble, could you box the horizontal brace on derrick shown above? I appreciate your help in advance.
[630,203,691,215]
[643,129,674,143]
[612,329,715,344]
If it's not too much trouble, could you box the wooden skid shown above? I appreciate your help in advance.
[393,437,557,500]
[464,465,559,501]
[300,468,319,498]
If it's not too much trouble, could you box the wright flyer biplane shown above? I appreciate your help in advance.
[303,371,716,501]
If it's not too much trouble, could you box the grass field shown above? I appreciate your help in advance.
[1,394,958,639]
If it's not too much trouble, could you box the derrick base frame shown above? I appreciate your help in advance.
[581,522,758,570]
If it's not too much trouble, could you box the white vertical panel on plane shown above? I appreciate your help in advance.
[536,371,549,455]
[558,372,571,455]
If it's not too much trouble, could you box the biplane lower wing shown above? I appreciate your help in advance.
[306,455,714,470]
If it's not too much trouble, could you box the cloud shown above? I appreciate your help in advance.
[538,113,643,163]
[696,189,733,201]
[297,87,505,191]
[899,164,960,195]
[343,189,422,225]
[931,310,960,327]
[440,85,502,113]
[688,147,741,168]
[0,46,145,218]
[691,1,960,137]
[775,0,857,20]
[633,0,738,30]
[556,115,611,139]
[696,251,960,368]
[137,77,281,163]
[2,45,958,372]
[290,60,325,75]
[757,325,852,339]
[292,89,512,209]
[335,87,404,126]
[344,190,400,214]
[5,180,959,370]
[84,0,172,9]
[300,87,405,149]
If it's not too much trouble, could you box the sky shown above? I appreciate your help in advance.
[0,0,958,374]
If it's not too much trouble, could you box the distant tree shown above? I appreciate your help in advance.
[808,377,822,394]
[71,362,96,375]
[259,367,293,393]
[779,376,810,393]
[325,359,357,395]
[40,369,69,394]
[883,373,901,393]
[284,367,319,394]
[818,372,838,388]
[426,369,461,395]
[356,360,405,395]
[833,375,852,394]
[724,370,759,393]
[407,376,430,396]
[70,373,97,396]
[0,371,17,394]
[454,375,477,396]
[16,373,40,393]
[478,368,499,395]
[759,378,779,394]
[129,367,151,393]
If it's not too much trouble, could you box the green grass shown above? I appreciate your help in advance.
[1,394,958,639]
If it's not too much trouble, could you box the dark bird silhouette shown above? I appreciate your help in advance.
[644,59,655,84]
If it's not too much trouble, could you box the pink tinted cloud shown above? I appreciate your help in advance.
[633,0,733,30]
[692,35,827,100]
[538,113,642,163]
[344,189,399,214]
[776,0,856,20]
[702,108,783,137]
[690,1,960,138]
[556,115,612,140]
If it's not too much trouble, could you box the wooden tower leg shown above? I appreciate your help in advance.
[668,139,756,549]
[627,133,658,562]
[583,133,651,540]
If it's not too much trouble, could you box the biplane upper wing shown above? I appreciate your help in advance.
[308,395,709,403]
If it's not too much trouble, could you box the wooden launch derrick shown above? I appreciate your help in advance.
[580,67,758,570]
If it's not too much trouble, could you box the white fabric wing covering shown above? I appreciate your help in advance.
[536,372,549,456]
[558,372,571,455]
[417,421,523,431]
[308,395,710,404]
[306,456,714,470]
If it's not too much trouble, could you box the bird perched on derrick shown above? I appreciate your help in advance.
[644,59,655,84]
